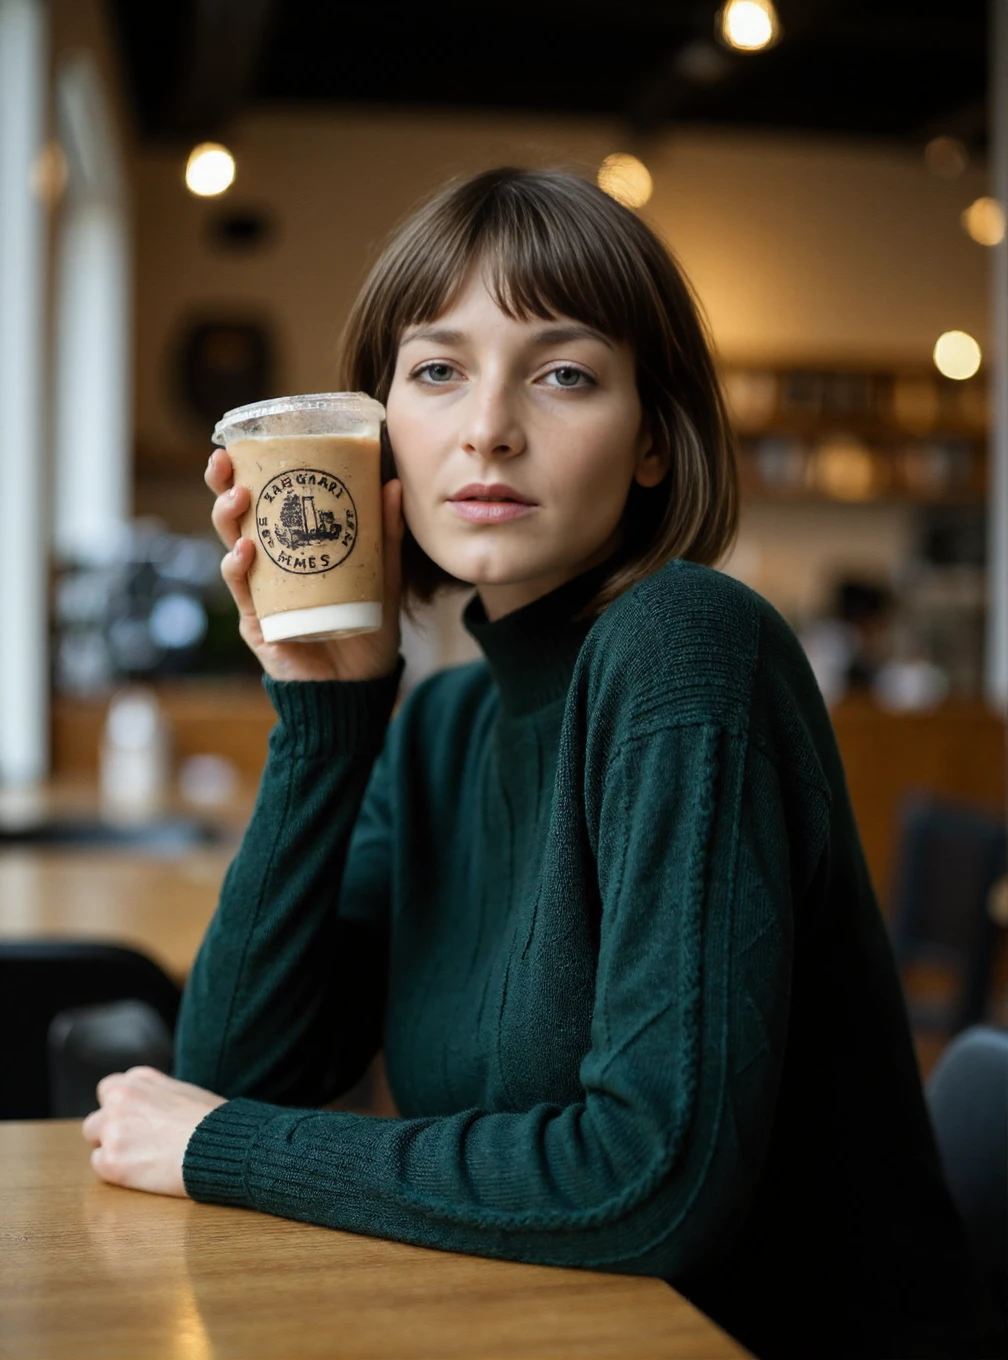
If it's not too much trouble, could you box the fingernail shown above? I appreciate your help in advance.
[207,452,214,467]
[228,486,237,500]
[233,538,242,556]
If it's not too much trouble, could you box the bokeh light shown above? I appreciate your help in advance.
[924,136,968,179]
[933,330,981,380]
[811,437,879,502]
[184,143,236,197]
[29,140,69,208]
[961,196,1006,247]
[718,1,781,52]
[597,153,653,209]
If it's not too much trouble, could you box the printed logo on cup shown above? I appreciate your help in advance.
[256,468,357,575]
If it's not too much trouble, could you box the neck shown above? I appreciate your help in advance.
[462,555,618,718]
[476,531,624,622]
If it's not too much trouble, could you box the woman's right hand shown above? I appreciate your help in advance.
[206,447,404,683]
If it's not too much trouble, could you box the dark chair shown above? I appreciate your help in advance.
[889,794,1006,1034]
[0,942,181,1119]
[48,999,176,1117]
[926,1026,1008,1327]
[0,815,222,851]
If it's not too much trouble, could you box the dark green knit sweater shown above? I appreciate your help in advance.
[176,558,982,1359]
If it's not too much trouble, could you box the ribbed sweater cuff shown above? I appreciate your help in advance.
[262,655,405,757]
[183,1097,290,1206]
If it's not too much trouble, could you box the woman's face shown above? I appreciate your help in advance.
[385,271,668,620]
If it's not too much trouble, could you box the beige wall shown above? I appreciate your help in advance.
[647,130,990,366]
[132,109,991,469]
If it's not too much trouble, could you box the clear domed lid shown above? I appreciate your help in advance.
[212,392,385,445]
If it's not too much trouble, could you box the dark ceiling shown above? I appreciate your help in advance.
[108,0,990,151]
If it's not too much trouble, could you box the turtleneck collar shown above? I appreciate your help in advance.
[462,559,614,718]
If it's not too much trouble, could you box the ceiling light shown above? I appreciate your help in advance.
[933,331,981,381]
[961,196,1006,247]
[185,143,236,197]
[597,154,653,209]
[718,1,781,52]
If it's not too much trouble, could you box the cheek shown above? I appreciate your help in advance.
[551,421,638,516]
[384,395,442,490]
[383,395,444,548]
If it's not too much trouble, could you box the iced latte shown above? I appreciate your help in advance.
[213,394,385,642]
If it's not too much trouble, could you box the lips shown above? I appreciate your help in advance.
[448,482,536,505]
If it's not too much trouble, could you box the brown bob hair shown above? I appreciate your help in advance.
[339,167,738,621]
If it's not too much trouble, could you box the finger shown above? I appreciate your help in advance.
[81,1109,104,1145]
[210,484,250,550]
[95,1072,124,1105]
[90,1144,118,1184]
[204,447,234,495]
[125,1065,165,1082]
[384,478,404,544]
[220,539,262,636]
[382,479,403,608]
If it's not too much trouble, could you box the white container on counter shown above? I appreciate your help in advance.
[99,688,171,823]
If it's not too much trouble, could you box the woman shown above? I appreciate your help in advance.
[83,169,987,1358]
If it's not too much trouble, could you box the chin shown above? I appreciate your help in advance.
[445,550,555,588]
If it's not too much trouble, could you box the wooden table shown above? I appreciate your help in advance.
[0,847,231,984]
[0,1121,749,1360]
[0,777,241,983]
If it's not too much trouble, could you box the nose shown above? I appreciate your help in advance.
[458,378,526,461]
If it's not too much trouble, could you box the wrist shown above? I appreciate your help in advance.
[263,657,405,756]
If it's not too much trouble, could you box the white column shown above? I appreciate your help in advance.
[988,0,1008,708]
[53,53,132,563]
[54,200,131,558]
[0,0,48,786]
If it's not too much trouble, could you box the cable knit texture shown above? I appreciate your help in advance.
[176,559,984,1360]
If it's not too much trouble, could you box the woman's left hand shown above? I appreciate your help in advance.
[81,1067,226,1197]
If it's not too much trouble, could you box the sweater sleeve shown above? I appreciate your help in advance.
[173,659,404,1107]
[182,718,817,1281]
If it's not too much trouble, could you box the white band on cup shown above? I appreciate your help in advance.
[259,601,383,643]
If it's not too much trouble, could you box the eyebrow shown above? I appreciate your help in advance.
[399,322,613,349]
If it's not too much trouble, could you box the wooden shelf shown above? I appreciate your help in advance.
[734,421,986,445]
[723,361,988,504]
[740,493,986,507]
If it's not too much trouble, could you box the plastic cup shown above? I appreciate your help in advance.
[212,392,385,643]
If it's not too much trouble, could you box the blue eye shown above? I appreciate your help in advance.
[416,362,457,384]
[548,366,591,388]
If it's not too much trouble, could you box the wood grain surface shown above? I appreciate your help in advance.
[0,847,230,984]
[0,1121,750,1360]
